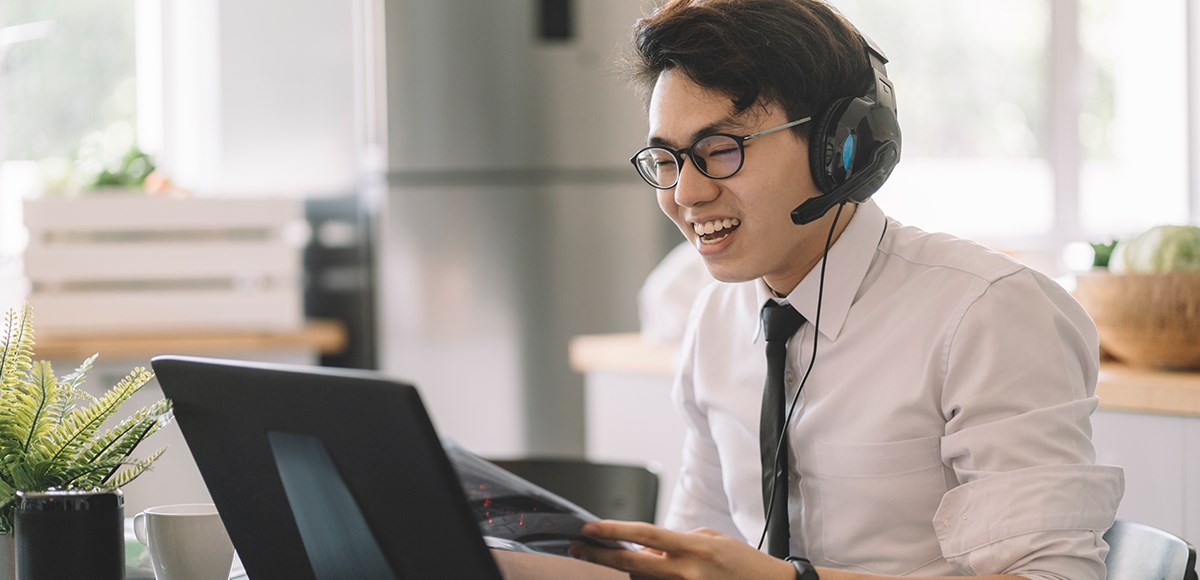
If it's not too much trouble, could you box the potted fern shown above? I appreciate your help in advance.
[0,304,172,579]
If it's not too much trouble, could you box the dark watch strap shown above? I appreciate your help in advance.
[786,557,819,580]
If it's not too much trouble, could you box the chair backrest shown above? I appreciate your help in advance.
[1104,520,1198,580]
[489,457,660,524]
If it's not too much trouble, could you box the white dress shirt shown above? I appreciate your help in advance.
[663,200,1124,579]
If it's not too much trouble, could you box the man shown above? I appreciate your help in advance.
[569,1,1124,579]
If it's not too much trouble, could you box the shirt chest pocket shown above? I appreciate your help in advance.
[813,436,948,575]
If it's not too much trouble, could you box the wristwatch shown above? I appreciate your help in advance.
[786,556,820,580]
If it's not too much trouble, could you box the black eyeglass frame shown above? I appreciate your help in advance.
[629,117,812,190]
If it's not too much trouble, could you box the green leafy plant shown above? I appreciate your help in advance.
[0,303,172,534]
[1109,225,1200,273]
[89,147,156,189]
[1090,240,1118,269]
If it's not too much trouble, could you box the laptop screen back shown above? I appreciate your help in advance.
[150,355,504,580]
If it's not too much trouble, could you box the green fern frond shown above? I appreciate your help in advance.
[72,399,172,488]
[29,368,153,478]
[0,388,37,454]
[0,303,34,389]
[62,446,167,492]
[0,469,13,506]
[20,361,60,454]
[6,461,38,491]
[58,353,99,407]
[0,304,37,461]
[58,353,97,391]
[0,363,57,482]
[102,446,166,489]
[0,485,13,534]
[76,399,168,466]
[54,462,110,489]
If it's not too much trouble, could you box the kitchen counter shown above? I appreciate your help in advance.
[36,319,347,360]
[34,319,349,518]
[570,332,1200,417]
[569,333,680,377]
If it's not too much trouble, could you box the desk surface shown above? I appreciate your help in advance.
[124,521,624,580]
[35,319,347,360]
[123,519,246,579]
[570,332,1200,417]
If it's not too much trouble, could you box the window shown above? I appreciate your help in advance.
[1,0,139,191]
[1078,0,1188,235]
[830,0,1192,273]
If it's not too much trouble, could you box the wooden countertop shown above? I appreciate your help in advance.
[570,333,1200,417]
[35,319,348,360]
[570,333,680,377]
[1095,362,1200,416]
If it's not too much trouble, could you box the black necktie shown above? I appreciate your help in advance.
[760,301,805,559]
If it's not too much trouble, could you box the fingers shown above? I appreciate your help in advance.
[582,520,693,553]
[574,521,721,578]
[572,524,793,580]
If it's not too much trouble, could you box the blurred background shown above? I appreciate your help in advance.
[0,0,1195,480]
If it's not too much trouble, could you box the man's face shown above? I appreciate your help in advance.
[647,69,841,294]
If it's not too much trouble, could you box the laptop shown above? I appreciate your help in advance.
[150,355,506,580]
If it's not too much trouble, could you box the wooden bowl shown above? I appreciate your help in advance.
[1073,271,1200,370]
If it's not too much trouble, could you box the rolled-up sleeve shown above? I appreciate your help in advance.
[935,269,1125,579]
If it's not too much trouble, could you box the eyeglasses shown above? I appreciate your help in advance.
[629,117,812,190]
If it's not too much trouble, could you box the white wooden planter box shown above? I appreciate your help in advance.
[23,194,305,333]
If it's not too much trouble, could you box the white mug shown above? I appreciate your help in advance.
[133,503,235,580]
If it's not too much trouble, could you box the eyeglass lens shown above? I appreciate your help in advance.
[635,134,743,188]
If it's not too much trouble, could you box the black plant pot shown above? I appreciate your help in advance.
[14,489,124,580]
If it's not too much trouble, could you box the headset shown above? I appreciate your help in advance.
[791,34,901,226]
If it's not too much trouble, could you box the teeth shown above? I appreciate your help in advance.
[693,218,740,236]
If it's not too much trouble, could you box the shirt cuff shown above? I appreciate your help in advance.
[933,464,1124,575]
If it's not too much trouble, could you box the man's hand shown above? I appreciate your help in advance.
[569,520,795,580]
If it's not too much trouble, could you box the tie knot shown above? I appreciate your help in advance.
[761,302,805,342]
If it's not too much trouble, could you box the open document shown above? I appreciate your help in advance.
[444,439,633,557]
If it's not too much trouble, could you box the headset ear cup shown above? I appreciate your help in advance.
[807,97,852,195]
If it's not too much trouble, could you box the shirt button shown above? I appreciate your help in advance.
[785,371,796,384]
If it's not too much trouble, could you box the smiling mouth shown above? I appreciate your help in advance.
[693,218,741,244]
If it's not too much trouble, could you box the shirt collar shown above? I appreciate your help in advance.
[753,199,886,343]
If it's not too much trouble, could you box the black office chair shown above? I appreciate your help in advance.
[489,457,660,523]
[1104,519,1198,580]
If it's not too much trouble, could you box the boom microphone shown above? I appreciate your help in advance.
[791,141,899,225]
